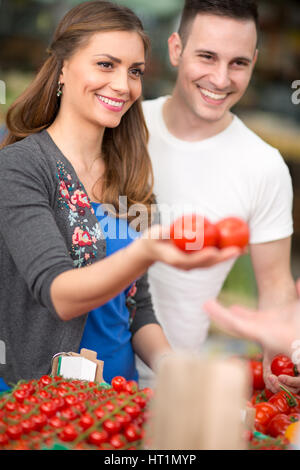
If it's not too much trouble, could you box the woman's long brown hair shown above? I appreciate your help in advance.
[1,1,155,225]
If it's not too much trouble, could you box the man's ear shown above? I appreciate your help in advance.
[252,49,259,68]
[168,32,183,67]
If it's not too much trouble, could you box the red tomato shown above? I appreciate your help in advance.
[59,424,78,442]
[48,416,64,429]
[215,217,249,249]
[0,433,9,446]
[254,402,278,428]
[6,424,23,440]
[21,418,35,434]
[109,433,126,449]
[111,376,127,392]
[267,413,300,438]
[13,389,28,403]
[79,413,94,430]
[31,413,48,431]
[249,360,265,391]
[271,354,298,377]
[124,403,141,420]
[115,412,131,429]
[39,401,57,418]
[124,423,142,442]
[124,380,139,394]
[88,430,109,446]
[269,390,298,414]
[170,214,218,252]
[103,419,122,435]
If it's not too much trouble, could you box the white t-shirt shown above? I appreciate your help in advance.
[137,96,293,387]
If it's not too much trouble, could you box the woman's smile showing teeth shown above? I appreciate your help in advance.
[96,94,125,111]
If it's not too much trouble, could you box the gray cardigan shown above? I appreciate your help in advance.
[0,130,158,385]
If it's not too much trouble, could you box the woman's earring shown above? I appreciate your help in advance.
[57,81,63,98]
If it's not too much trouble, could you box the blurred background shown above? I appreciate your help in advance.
[0,0,299,355]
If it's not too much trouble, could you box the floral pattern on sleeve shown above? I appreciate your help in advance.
[56,160,103,268]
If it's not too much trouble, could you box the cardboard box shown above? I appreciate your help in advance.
[51,348,104,383]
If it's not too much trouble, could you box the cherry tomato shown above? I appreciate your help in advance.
[32,413,48,431]
[59,424,78,442]
[170,214,218,252]
[61,407,78,421]
[13,389,28,403]
[79,413,94,430]
[38,375,53,387]
[124,403,141,420]
[115,412,131,429]
[48,416,64,429]
[271,354,298,377]
[111,376,127,392]
[109,433,126,449]
[6,424,23,440]
[94,406,105,420]
[0,433,9,446]
[215,217,249,249]
[88,430,109,446]
[249,360,265,391]
[124,423,142,442]
[21,418,35,434]
[64,394,78,407]
[5,401,17,412]
[39,401,57,417]
[124,380,139,394]
[103,418,121,435]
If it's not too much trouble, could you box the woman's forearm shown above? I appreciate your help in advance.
[50,237,153,321]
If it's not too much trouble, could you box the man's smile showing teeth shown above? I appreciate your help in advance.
[198,86,228,101]
[96,94,125,111]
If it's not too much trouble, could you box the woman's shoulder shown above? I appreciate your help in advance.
[0,131,56,174]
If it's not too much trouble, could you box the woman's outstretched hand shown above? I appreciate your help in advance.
[141,224,242,270]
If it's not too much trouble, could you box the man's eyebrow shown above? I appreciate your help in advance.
[93,53,145,66]
[195,49,253,63]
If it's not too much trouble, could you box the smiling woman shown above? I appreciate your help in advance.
[0,1,240,385]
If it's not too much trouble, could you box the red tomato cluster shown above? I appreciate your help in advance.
[0,375,153,450]
[248,355,300,441]
[170,214,249,252]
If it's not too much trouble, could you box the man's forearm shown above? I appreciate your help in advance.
[132,324,172,371]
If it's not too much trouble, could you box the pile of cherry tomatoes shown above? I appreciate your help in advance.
[248,354,300,448]
[170,214,249,252]
[0,375,153,450]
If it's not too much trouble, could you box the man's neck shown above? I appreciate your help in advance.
[163,94,233,143]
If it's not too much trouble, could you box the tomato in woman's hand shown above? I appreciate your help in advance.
[170,214,218,252]
[249,360,265,391]
[215,217,249,249]
[271,354,298,377]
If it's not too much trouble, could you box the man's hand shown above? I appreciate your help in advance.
[203,298,300,394]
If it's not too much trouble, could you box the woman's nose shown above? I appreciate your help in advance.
[110,69,130,96]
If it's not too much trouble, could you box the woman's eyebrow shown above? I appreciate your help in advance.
[93,53,145,67]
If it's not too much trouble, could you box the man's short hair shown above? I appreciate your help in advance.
[178,0,259,47]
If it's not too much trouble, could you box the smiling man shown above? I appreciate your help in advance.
[138,0,298,393]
